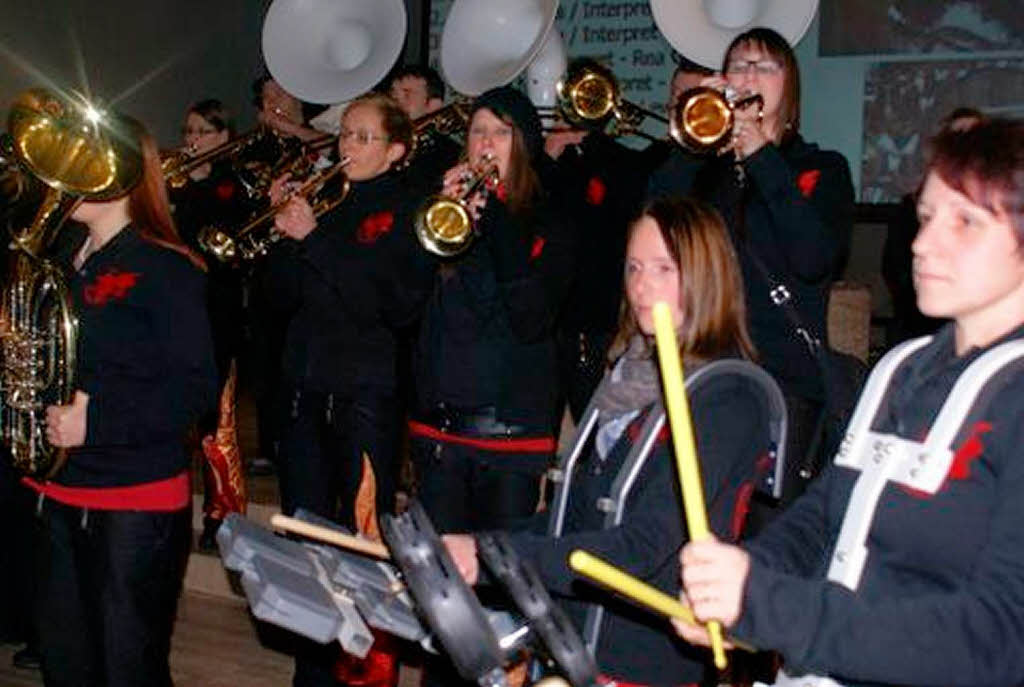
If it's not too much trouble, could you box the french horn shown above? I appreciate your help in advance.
[0,88,141,477]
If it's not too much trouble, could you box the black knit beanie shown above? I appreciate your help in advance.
[471,86,544,162]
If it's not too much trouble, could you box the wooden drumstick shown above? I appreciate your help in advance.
[270,513,390,559]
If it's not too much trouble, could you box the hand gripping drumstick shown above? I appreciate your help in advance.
[567,550,755,654]
[651,302,728,670]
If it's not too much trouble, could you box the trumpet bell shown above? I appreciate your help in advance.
[676,87,733,150]
[262,0,407,104]
[416,198,473,257]
[440,0,558,96]
[558,67,617,125]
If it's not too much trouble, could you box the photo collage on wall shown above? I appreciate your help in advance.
[821,1,1024,202]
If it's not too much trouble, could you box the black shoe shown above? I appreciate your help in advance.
[12,645,41,670]
[198,518,222,553]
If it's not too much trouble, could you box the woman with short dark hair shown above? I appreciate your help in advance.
[679,117,1024,687]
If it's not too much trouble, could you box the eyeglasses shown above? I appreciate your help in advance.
[725,60,782,76]
[182,126,219,137]
[338,128,389,145]
[468,126,512,140]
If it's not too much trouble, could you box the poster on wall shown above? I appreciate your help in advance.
[860,58,1024,202]
[821,1,1024,56]
[427,0,683,142]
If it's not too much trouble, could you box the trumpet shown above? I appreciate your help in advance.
[672,86,763,154]
[198,156,351,263]
[415,155,499,258]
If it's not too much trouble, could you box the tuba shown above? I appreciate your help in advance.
[0,88,141,477]
[198,156,351,262]
[414,155,498,257]
[262,0,408,105]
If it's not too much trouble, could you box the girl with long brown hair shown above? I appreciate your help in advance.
[28,115,217,687]
[444,197,771,685]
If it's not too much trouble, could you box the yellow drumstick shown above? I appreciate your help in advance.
[568,550,755,653]
[652,302,727,670]
[569,550,696,624]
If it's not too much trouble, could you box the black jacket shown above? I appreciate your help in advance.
[265,170,435,396]
[554,133,656,335]
[506,368,768,685]
[648,136,854,399]
[414,186,574,433]
[53,224,218,487]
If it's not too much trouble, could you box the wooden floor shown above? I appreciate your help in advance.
[0,592,294,687]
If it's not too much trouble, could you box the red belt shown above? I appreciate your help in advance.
[23,472,191,512]
[408,420,556,453]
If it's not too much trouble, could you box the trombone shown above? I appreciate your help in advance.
[162,128,337,195]
[556,61,673,143]
[198,156,351,262]
[161,128,266,190]
[415,154,498,258]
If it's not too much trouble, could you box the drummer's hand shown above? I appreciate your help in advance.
[442,534,479,584]
[45,391,88,448]
[544,127,588,160]
[274,196,316,240]
[679,538,749,633]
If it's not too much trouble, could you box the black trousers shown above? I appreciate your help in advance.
[410,436,549,535]
[277,390,399,528]
[276,390,400,687]
[0,460,35,644]
[33,499,190,687]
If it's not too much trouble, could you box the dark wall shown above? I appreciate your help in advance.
[1,0,264,148]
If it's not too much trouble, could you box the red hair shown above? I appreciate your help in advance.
[124,118,206,270]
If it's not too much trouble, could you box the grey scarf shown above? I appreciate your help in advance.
[592,335,661,458]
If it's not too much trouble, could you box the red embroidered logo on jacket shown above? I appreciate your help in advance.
[902,421,993,498]
[530,236,546,261]
[585,176,607,205]
[356,210,395,244]
[84,271,140,306]
[215,179,237,202]
[796,169,821,198]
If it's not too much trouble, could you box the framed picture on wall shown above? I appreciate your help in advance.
[860,58,1024,203]
[820,1,1024,56]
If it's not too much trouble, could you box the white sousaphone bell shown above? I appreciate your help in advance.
[651,0,819,69]
[440,0,564,111]
[261,0,408,105]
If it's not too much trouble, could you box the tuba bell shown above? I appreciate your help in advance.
[0,88,141,477]
[414,155,499,258]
